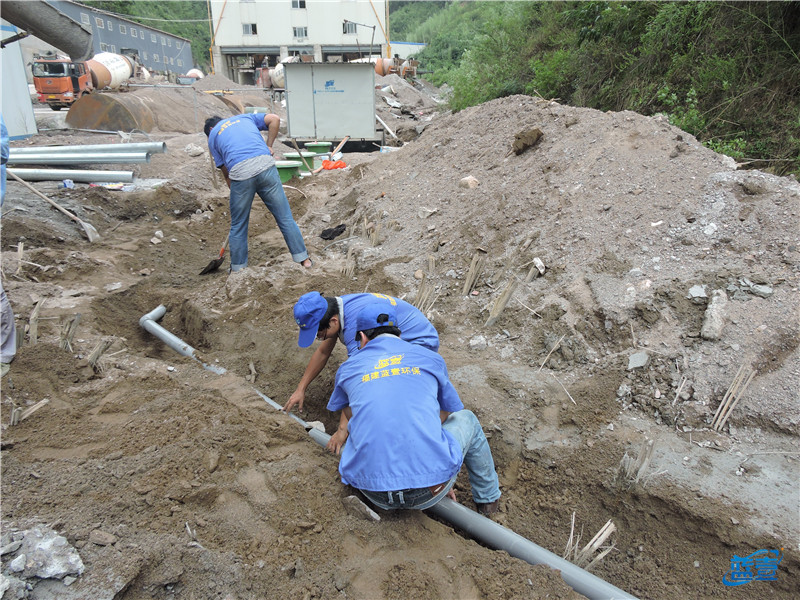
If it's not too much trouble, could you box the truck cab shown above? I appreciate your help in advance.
[32,57,92,111]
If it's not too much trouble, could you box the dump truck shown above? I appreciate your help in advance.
[32,52,136,111]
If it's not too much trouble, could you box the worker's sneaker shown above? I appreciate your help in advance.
[476,500,499,516]
[1,363,10,378]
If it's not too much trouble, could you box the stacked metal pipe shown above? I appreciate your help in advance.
[8,142,167,183]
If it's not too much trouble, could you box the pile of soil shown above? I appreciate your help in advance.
[1,79,798,599]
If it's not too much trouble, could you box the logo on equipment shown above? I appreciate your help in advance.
[722,549,783,586]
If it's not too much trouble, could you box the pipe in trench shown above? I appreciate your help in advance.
[10,142,167,155]
[8,153,151,166]
[7,168,134,183]
[137,305,638,600]
[138,305,226,375]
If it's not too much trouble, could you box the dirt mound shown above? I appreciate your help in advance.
[2,87,798,599]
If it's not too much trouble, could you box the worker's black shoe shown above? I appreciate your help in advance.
[476,500,499,516]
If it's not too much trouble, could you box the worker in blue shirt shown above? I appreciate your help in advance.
[325,302,501,514]
[285,291,440,412]
[204,113,311,271]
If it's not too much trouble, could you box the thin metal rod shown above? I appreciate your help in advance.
[9,153,151,165]
[10,142,166,155]
[7,168,134,183]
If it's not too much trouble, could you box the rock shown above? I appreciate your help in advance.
[414,269,424,280]
[9,554,25,572]
[150,237,162,245]
[1,540,23,556]
[627,351,650,370]
[15,527,84,579]
[687,285,708,304]
[511,128,543,155]
[469,335,488,350]
[417,206,438,218]
[748,283,773,298]
[533,257,546,275]
[154,230,164,239]
[184,143,205,156]
[89,529,117,546]
[306,421,326,433]
[459,175,480,189]
[341,495,380,521]
[701,290,728,340]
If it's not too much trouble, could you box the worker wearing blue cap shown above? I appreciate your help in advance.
[324,302,501,515]
[285,291,439,413]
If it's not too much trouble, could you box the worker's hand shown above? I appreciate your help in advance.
[446,488,457,502]
[326,429,348,455]
[283,389,305,412]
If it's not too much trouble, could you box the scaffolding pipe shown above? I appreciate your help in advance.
[135,304,638,600]
[10,142,167,155]
[139,305,226,375]
[8,153,151,166]
[7,168,134,183]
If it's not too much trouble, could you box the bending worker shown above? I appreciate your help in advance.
[285,291,439,412]
[204,113,312,271]
[325,302,501,515]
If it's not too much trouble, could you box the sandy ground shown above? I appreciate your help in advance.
[1,73,798,599]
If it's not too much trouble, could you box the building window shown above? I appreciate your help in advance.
[293,26,308,38]
[131,27,137,37]
[154,53,159,62]
[95,17,104,29]
[243,23,258,35]
[107,20,112,30]
[119,24,127,34]
[100,42,108,51]
[292,0,306,8]
[343,21,357,34]
[81,13,90,25]
[161,36,166,45]
[111,45,116,53]
[177,59,183,67]
[151,33,157,43]
[140,30,145,40]
[143,51,148,60]
[170,57,174,65]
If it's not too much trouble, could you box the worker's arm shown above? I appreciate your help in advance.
[264,113,281,153]
[220,164,231,188]
[440,410,451,424]
[326,406,352,455]
[283,335,338,412]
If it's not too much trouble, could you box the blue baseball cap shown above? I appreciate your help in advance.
[294,291,328,348]
[356,303,398,333]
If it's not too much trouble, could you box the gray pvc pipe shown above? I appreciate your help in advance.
[8,153,150,166]
[139,305,226,375]
[10,142,166,155]
[7,168,134,183]
[136,304,636,599]
[301,427,637,600]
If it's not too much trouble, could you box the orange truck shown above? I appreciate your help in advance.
[31,55,93,111]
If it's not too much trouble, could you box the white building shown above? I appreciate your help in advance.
[209,0,388,84]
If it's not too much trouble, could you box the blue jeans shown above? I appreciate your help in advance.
[360,410,501,510]
[228,166,308,271]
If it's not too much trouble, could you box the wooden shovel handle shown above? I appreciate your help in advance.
[8,171,82,224]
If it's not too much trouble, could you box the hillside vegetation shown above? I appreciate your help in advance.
[398,1,800,176]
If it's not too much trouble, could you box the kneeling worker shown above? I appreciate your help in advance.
[325,302,501,515]
[285,291,439,412]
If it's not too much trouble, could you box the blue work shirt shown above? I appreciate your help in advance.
[339,293,439,356]
[328,335,464,492]
[207,113,272,170]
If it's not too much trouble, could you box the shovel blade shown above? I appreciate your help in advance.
[199,257,225,275]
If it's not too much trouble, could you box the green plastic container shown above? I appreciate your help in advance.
[283,152,317,173]
[276,160,302,183]
[304,141,332,154]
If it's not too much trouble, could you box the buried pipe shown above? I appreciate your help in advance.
[8,153,151,166]
[139,305,226,375]
[136,304,637,600]
[300,427,638,600]
[7,168,134,183]
[10,142,167,156]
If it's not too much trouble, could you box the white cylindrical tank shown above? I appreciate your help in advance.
[271,63,285,88]
[87,52,134,90]
[186,68,204,79]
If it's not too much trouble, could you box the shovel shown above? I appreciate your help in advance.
[8,171,100,242]
[199,233,229,275]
